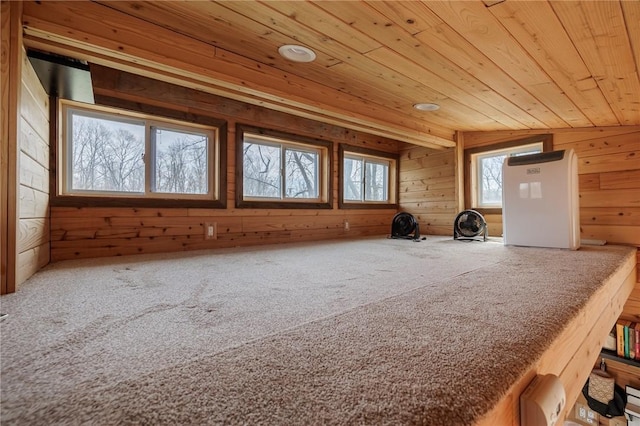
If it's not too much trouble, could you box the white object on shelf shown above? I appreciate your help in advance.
[503,149,580,250]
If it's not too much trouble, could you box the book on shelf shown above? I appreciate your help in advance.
[616,320,630,358]
[615,319,640,361]
[636,323,640,361]
[631,322,637,360]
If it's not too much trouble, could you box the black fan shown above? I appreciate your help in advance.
[390,212,422,241]
[453,210,487,241]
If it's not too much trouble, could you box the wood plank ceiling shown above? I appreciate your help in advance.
[20,1,640,148]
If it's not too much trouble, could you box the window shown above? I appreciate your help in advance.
[340,145,398,208]
[465,135,552,211]
[59,101,225,207]
[236,125,331,208]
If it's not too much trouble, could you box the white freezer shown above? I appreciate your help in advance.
[502,149,580,250]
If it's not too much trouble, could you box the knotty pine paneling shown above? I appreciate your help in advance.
[50,68,399,261]
[464,127,640,388]
[17,48,50,286]
[463,127,640,245]
[398,144,457,236]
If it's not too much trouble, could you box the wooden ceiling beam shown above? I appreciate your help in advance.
[21,1,456,149]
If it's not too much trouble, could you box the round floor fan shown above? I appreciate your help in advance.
[453,210,488,242]
[390,212,422,241]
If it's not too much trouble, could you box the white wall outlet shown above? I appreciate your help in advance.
[344,219,350,231]
[205,222,217,240]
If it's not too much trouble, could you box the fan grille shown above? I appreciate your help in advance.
[454,210,487,241]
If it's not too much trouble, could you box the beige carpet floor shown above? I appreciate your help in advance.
[0,236,635,425]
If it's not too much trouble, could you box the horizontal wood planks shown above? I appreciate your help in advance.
[50,207,394,260]
[463,126,640,246]
[398,144,457,235]
[20,0,455,148]
[465,126,640,422]
[50,68,398,261]
[17,48,50,286]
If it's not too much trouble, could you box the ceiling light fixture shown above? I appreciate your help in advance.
[413,103,440,111]
[278,44,317,63]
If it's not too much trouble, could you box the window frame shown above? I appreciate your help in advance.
[464,135,553,215]
[235,124,332,209]
[54,99,227,209]
[339,145,399,209]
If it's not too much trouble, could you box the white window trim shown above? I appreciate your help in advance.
[343,153,392,204]
[340,146,398,208]
[470,142,544,209]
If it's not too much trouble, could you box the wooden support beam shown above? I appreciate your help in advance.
[1,0,22,294]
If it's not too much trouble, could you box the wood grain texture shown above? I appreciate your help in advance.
[50,68,399,261]
[398,145,457,236]
[17,46,50,288]
[1,1,22,294]
[477,258,637,425]
[464,126,640,419]
[19,0,640,146]
[464,127,640,244]
[20,1,455,149]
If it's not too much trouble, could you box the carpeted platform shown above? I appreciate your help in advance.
[0,236,635,425]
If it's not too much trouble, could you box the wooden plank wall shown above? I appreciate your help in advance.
[463,127,640,394]
[17,48,50,286]
[398,144,457,236]
[50,68,399,261]
[2,1,23,294]
[462,127,640,245]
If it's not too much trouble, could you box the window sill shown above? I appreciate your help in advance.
[469,207,502,216]
[339,202,398,210]
[235,200,332,209]
[51,195,226,209]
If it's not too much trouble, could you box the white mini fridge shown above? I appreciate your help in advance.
[502,149,580,250]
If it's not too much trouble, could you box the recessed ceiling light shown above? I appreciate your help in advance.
[413,103,440,111]
[278,44,317,63]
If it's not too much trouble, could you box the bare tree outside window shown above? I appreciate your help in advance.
[474,143,543,207]
[285,149,318,198]
[66,106,216,199]
[243,142,281,198]
[344,155,389,202]
[243,138,320,200]
[365,161,388,201]
[479,154,506,205]
[71,114,144,193]
[153,128,208,194]
[344,157,363,201]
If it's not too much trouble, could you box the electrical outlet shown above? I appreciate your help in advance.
[344,219,350,231]
[205,222,217,240]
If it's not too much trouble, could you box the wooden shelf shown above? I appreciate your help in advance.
[600,349,640,369]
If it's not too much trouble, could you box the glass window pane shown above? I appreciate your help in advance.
[478,154,506,206]
[152,127,209,195]
[344,157,363,201]
[475,143,543,207]
[285,148,319,199]
[70,111,145,193]
[364,161,389,201]
[243,142,281,198]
